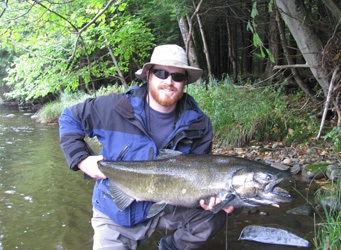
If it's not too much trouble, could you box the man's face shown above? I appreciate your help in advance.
[148,65,187,112]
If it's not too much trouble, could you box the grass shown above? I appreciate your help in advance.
[188,78,319,147]
[36,85,125,123]
[313,179,341,250]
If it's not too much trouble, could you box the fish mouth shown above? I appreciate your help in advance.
[263,174,292,204]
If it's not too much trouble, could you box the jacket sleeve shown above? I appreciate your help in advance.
[190,115,213,155]
[58,98,99,171]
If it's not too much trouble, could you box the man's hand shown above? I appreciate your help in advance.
[200,197,234,214]
[78,155,107,179]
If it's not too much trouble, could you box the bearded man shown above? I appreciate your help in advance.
[59,44,233,250]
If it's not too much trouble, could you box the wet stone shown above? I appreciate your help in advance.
[326,164,341,181]
[301,167,325,180]
[290,164,301,175]
[286,204,314,216]
[319,196,341,211]
[282,158,291,165]
[248,207,260,214]
[270,162,290,171]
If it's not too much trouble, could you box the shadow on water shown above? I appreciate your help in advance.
[0,104,318,249]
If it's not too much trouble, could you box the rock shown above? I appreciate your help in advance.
[271,162,290,171]
[5,114,15,118]
[290,164,301,175]
[238,225,311,247]
[326,164,341,181]
[319,196,341,211]
[248,207,260,214]
[329,169,341,181]
[286,204,314,216]
[282,158,292,165]
[301,166,325,180]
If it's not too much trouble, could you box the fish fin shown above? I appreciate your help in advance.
[156,149,183,160]
[107,180,135,211]
[212,194,236,214]
[147,203,167,218]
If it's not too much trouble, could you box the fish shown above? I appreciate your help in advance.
[98,150,292,216]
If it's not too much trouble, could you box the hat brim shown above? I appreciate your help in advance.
[135,62,203,84]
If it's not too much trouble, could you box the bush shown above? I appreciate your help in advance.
[188,79,293,146]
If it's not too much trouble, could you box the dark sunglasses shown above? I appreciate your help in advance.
[152,69,187,82]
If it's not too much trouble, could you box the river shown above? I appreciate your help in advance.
[0,104,316,250]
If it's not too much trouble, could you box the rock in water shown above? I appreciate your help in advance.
[239,225,311,247]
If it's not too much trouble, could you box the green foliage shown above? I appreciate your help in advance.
[1,0,154,103]
[323,127,341,153]
[37,84,124,123]
[133,0,188,44]
[247,0,275,63]
[188,78,292,146]
[314,179,341,250]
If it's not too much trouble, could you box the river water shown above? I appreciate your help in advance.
[0,104,316,250]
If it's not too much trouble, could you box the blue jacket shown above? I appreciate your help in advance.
[59,85,213,227]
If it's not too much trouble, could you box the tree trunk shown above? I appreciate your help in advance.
[178,16,199,68]
[106,40,128,90]
[276,10,317,100]
[264,4,279,80]
[242,21,253,75]
[321,0,341,21]
[275,0,330,97]
[226,14,237,83]
[196,12,211,76]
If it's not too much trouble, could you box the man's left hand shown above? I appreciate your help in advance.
[200,197,234,214]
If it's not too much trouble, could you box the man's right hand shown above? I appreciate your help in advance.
[78,155,107,179]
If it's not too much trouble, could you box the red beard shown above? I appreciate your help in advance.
[149,84,184,107]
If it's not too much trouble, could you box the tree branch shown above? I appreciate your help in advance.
[0,0,8,19]
[273,64,314,69]
[316,66,340,140]
[17,0,118,63]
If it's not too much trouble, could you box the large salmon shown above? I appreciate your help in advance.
[98,150,292,215]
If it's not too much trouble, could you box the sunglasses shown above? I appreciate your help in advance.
[152,69,187,82]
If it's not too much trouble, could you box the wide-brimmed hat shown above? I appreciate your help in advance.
[135,44,203,84]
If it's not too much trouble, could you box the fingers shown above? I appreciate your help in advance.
[199,197,234,214]
[78,155,107,179]
[223,206,234,214]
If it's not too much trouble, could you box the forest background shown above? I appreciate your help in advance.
[0,0,340,146]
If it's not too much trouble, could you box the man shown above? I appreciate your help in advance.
[59,44,233,250]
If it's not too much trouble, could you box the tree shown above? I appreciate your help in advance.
[1,0,154,102]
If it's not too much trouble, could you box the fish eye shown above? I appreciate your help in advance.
[255,172,273,183]
[265,174,272,181]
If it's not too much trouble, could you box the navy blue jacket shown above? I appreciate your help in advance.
[59,85,213,227]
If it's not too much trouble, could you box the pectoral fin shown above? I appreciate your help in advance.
[107,180,135,211]
[147,203,167,218]
[212,194,236,214]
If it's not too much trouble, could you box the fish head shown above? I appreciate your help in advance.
[231,167,292,207]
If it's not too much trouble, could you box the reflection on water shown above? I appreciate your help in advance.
[0,104,316,250]
[0,105,94,249]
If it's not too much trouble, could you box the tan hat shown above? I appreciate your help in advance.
[135,44,203,84]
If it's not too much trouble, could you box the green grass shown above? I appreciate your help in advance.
[313,179,341,250]
[36,85,125,123]
[188,78,318,147]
